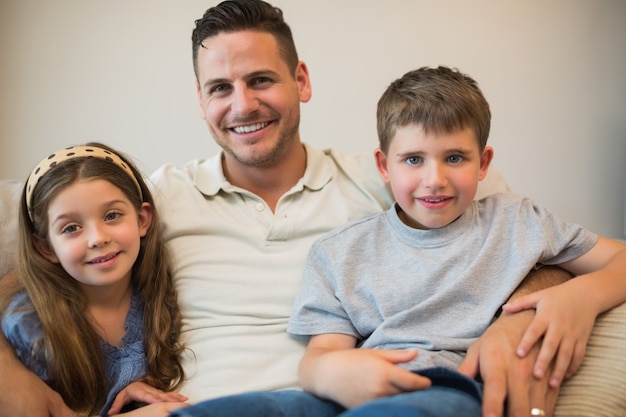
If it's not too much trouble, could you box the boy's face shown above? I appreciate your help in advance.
[375,124,493,230]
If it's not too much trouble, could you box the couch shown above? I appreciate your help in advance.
[1,179,625,416]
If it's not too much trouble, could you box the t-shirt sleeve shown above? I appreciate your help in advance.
[287,240,360,338]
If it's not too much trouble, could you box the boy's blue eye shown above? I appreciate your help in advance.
[406,156,422,165]
[448,155,463,163]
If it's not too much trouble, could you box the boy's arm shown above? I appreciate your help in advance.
[298,333,430,409]
[458,265,571,417]
[0,269,76,417]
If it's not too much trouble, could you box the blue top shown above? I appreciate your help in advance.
[2,290,147,416]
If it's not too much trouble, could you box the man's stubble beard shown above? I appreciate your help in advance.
[223,116,300,169]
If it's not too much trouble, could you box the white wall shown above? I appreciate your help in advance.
[1,0,625,238]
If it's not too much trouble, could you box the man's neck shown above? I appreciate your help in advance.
[222,143,307,212]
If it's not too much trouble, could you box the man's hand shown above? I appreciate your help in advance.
[0,347,77,417]
[502,279,595,387]
[1,270,77,416]
[457,310,559,417]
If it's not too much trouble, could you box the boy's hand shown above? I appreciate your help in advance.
[108,381,188,415]
[304,347,431,408]
[502,279,596,387]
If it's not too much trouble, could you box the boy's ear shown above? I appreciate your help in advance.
[137,202,153,238]
[478,146,494,181]
[32,236,59,263]
[374,148,391,183]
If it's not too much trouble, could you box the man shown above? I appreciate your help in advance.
[0,1,567,416]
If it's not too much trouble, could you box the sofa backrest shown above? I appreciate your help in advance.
[0,181,23,278]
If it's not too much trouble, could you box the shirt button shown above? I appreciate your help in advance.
[255,203,265,211]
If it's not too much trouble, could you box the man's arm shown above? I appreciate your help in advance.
[0,269,77,417]
[507,266,573,298]
[458,266,571,417]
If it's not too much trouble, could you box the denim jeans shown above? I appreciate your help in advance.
[169,366,482,417]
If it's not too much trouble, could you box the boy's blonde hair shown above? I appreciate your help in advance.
[377,66,491,153]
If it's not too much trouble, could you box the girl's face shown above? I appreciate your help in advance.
[375,124,493,230]
[36,179,152,292]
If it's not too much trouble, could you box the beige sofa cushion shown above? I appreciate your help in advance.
[0,180,21,278]
[555,300,626,416]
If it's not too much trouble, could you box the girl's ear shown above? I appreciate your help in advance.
[32,236,59,263]
[137,202,153,238]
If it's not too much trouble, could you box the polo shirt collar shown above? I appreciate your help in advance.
[192,142,333,197]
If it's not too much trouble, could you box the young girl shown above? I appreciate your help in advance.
[0,143,188,417]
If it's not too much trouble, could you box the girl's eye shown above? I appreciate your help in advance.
[105,212,121,222]
[61,224,80,234]
[406,156,423,165]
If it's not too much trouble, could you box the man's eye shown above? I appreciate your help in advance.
[210,84,231,95]
[252,77,271,87]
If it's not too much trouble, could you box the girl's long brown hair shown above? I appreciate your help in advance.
[0,142,185,415]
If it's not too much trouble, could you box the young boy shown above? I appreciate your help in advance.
[283,66,626,416]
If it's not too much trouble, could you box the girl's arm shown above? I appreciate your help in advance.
[298,333,430,409]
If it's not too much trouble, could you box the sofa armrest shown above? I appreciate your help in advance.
[555,301,626,416]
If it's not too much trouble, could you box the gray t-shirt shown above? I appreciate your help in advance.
[287,192,598,370]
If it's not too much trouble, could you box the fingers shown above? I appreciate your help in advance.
[516,315,549,359]
[456,342,479,378]
[390,369,431,392]
[565,341,586,378]
[548,339,586,387]
[480,370,508,417]
[132,388,188,404]
[502,357,534,417]
[502,293,539,314]
[375,350,431,393]
[375,349,418,365]
[49,390,80,417]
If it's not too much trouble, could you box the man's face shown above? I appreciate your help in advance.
[195,31,311,169]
